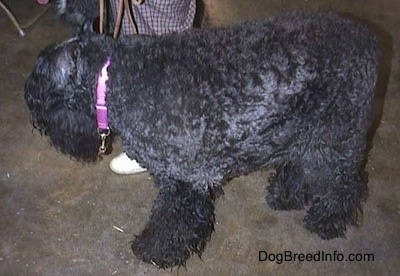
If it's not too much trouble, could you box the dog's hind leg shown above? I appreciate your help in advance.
[303,169,368,239]
[266,162,310,210]
[131,176,216,268]
[301,133,369,239]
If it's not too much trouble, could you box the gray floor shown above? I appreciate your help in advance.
[0,0,399,275]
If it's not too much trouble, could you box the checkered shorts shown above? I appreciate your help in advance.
[110,0,196,35]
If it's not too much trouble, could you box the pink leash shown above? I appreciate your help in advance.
[96,57,111,154]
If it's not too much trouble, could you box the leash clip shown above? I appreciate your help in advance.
[98,128,110,154]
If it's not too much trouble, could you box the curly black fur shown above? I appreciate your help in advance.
[25,11,380,268]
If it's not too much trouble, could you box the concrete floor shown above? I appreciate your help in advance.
[0,0,399,275]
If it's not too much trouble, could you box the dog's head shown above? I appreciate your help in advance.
[25,35,113,162]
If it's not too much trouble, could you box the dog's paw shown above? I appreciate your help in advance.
[131,211,214,268]
[304,214,347,240]
[303,172,367,239]
[303,200,347,239]
[131,181,215,268]
[131,224,193,268]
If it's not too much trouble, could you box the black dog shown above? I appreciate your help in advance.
[25,11,380,268]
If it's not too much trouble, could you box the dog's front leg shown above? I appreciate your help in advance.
[131,176,216,268]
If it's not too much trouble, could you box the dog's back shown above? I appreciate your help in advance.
[110,11,379,179]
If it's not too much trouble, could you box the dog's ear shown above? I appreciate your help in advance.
[28,42,80,91]
[55,51,75,75]
[53,47,80,87]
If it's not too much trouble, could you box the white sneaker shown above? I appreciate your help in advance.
[109,152,147,175]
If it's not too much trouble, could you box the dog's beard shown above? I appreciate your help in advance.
[45,100,101,162]
[25,82,101,162]
[24,48,102,162]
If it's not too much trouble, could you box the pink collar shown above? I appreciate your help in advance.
[96,57,111,154]
[96,57,111,131]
